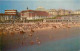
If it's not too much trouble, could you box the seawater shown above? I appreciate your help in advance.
[8,36,80,51]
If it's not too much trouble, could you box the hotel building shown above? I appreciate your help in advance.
[20,10,49,20]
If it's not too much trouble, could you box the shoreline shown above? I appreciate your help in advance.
[0,22,80,34]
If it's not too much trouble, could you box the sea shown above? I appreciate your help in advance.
[3,27,80,51]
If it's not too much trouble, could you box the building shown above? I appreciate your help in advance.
[58,9,65,15]
[73,10,80,15]
[44,16,80,23]
[36,6,46,11]
[47,9,73,17]
[0,13,18,22]
[57,9,73,15]
[5,10,17,15]
[64,10,71,15]
[0,10,19,22]
[61,16,80,22]
[20,10,49,20]
[48,9,58,16]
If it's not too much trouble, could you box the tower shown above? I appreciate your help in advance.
[27,7,28,10]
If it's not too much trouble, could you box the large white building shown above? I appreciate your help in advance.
[36,6,46,11]
[47,9,72,16]
[73,10,80,14]
[44,16,80,22]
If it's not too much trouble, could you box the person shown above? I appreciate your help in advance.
[20,30,25,34]
[22,41,24,45]
[31,28,35,33]
[37,41,41,45]
[30,41,34,45]
[49,35,53,40]
[29,33,32,37]
[36,37,41,45]
[10,32,15,36]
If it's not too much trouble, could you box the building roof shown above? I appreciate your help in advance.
[21,10,49,16]
[0,13,17,15]
[48,9,57,12]
[5,10,17,11]
[36,6,45,11]
[21,10,35,13]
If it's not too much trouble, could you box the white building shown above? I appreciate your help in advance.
[44,16,80,22]
[48,9,58,16]
[36,6,46,11]
[74,10,80,14]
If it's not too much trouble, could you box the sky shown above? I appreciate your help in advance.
[0,0,80,13]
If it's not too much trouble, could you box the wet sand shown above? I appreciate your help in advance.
[2,26,80,51]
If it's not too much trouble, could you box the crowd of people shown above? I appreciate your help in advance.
[0,22,80,35]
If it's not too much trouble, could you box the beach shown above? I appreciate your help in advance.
[0,22,80,51]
